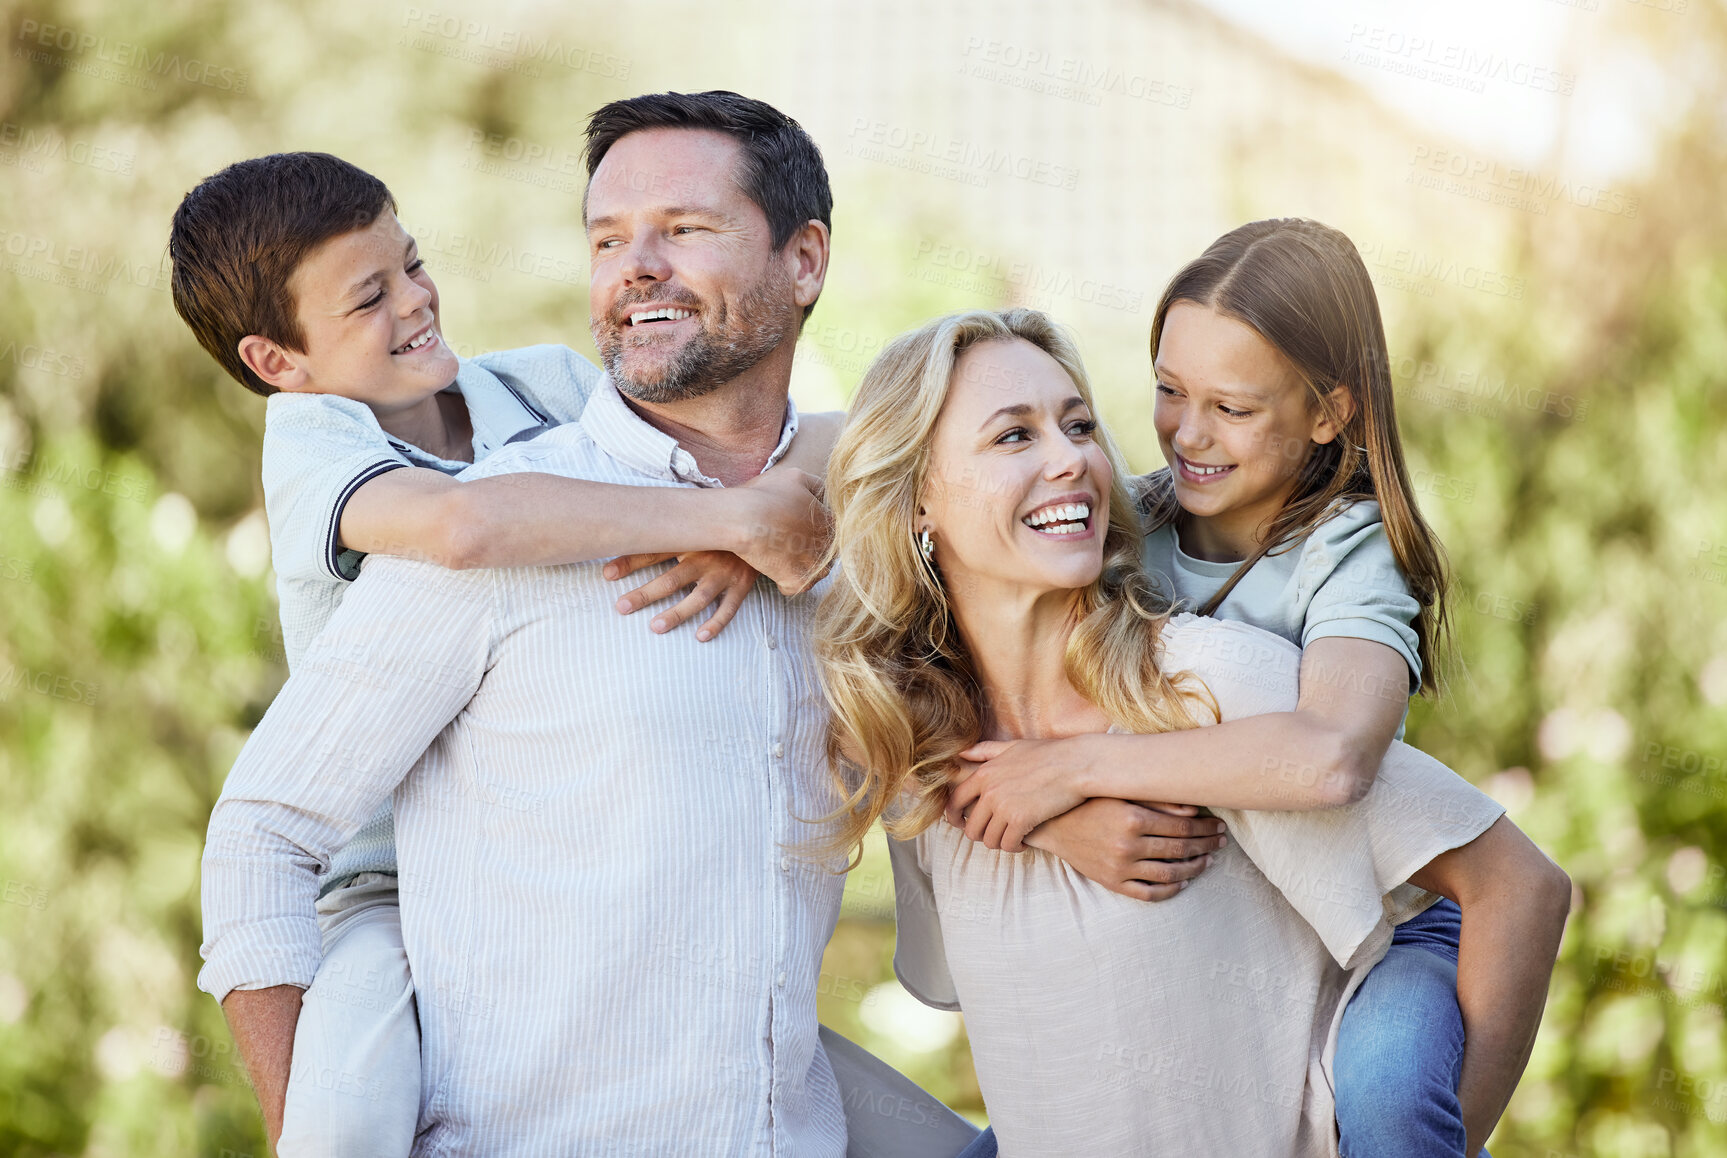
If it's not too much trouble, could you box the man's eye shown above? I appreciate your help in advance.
[359,292,384,310]
[406,259,425,274]
[673,225,700,235]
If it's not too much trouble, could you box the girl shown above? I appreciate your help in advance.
[818,306,1569,1156]
[948,220,1531,1156]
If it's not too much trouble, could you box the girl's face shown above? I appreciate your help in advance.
[1152,301,1347,554]
[920,337,1113,603]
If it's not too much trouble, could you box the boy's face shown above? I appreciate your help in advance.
[247,210,458,408]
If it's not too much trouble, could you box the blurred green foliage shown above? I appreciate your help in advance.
[2,0,1726,1155]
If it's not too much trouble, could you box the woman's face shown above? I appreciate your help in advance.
[919,337,1114,603]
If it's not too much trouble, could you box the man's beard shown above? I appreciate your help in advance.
[595,268,798,405]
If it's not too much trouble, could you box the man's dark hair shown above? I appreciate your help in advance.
[169,152,397,397]
[583,91,832,319]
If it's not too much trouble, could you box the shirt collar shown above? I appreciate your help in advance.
[578,376,800,488]
[448,358,555,455]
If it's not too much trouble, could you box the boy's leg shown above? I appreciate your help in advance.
[1334,898,1486,1158]
[277,873,420,1158]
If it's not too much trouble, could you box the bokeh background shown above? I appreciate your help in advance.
[2,0,1725,1153]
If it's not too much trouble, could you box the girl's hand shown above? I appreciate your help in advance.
[946,738,1092,852]
[606,551,759,641]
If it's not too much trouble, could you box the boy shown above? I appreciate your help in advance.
[170,151,837,1154]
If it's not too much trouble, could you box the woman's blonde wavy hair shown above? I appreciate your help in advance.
[815,308,1210,866]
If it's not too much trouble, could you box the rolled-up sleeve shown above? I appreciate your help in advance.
[197,558,496,1002]
[1300,509,1422,691]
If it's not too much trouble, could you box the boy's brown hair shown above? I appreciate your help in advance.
[169,152,396,396]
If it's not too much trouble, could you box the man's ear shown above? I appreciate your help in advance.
[1309,384,1357,446]
[787,219,830,313]
[238,335,310,393]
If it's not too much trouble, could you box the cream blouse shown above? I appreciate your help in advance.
[888,614,1504,1156]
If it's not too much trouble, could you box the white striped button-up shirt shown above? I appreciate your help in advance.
[200,379,847,1157]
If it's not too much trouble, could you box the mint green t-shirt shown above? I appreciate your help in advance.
[1140,498,1421,736]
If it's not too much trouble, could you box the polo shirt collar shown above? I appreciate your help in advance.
[579,376,800,488]
[449,359,555,456]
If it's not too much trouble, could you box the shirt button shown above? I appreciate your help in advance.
[776,972,787,988]
[780,856,791,870]
[766,635,778,650]
[772,742,784,759]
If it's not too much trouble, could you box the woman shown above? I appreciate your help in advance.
[813,308,1570,1156]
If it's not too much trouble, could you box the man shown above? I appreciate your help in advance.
[202,91,1221,1156]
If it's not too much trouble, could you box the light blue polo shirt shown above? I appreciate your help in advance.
[1140,498,1421,738]
[259,344,603,893]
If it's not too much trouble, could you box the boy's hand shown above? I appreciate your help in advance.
[1017,798,1225,902]
[607,551,759,642]
[730,468,832,594]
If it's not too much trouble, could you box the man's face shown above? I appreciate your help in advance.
[275,209,458,408]
[585,128,799,404]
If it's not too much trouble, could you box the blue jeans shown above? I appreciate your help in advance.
[1335,898,1487,1158]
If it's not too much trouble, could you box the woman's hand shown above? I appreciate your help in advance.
[606,551,759,641]
[946,737,1097,852]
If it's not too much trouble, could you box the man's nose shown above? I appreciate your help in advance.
[619,232,673,285]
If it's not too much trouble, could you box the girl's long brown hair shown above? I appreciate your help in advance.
[1140,218,1452,695]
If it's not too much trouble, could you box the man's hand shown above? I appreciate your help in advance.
[946,737,1092,852]
[729,467,832,594]
[221,984,304,1153]
[606,551,759,641]
[1016,798,1226,902]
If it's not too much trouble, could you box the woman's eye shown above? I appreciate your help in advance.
[1218,405,1250,418]
[359,292,384,310]
[997,428,1030,444]
[1155,383,1179,397]
[406,259,425,274]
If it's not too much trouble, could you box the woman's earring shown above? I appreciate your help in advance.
[918,529,934,563]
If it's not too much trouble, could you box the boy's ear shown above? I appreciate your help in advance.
[237,335,309,393]
[1309,384,1357,446]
